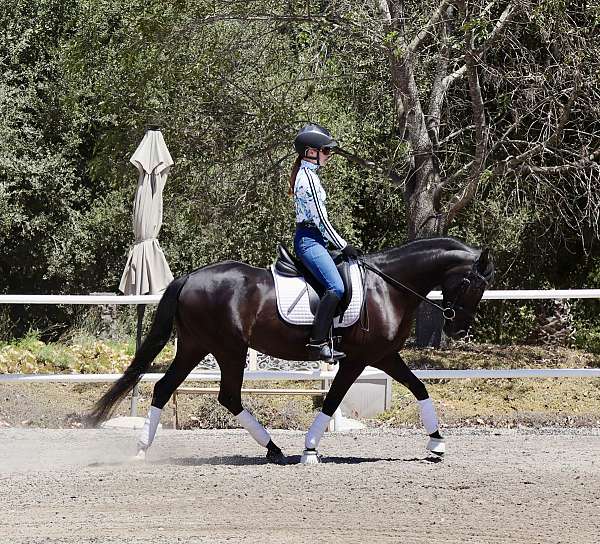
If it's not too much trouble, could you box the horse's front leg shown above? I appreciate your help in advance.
[301,361,366,464]
[372,352,445,456]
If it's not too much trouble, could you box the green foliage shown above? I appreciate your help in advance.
[1,0,599,344]
[0,335,174,374]
[574,325,600,356]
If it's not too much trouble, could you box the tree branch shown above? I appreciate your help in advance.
[378,0,392,24]
[438,125,475,146]
[445,16,488,226]
[442,4,516,90]
[407,0,451,55]
[481,3,516,53]
[198,13,330,24]
[428,5,455,148]
[547,83,579,147]
[520,148,600,174]
[334,147,404,185]
[490,85,585,175]
[379,0,430,150]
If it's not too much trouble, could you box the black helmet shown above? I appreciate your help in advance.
[294,123,338,156]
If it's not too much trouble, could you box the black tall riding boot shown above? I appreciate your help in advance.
[307,290,346,362]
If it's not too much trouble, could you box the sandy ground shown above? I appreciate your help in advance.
[1,427,599,543]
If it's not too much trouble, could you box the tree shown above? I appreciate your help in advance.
[253,0,600,345]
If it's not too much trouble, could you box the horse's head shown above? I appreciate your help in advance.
[441,248,494,339]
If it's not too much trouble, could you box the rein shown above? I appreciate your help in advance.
[357,258,457,321]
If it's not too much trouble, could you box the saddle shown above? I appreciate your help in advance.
[274,243,353,317]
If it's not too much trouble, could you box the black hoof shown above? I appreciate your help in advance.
[266,450,288,465]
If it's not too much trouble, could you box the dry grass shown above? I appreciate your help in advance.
[1,342,599,429]
[379,378,600,428]
[401,343,600,370]
[377,344,600,428]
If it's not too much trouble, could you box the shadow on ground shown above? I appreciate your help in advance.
[149,454,443,466]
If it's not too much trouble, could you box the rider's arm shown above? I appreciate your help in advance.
[295,169,347,250]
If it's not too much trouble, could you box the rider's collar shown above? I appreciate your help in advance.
[301,160,319,171]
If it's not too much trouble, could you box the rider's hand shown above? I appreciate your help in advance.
[342,244,361,259]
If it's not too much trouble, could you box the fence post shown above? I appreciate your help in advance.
[248,349,258,371]
[321,361,337,431]
[130,304,146,417]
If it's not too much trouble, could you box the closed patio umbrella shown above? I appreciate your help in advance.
[119,126,174,415]
[119,127,174,297]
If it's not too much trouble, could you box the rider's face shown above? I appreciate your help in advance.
[306,147,333,165]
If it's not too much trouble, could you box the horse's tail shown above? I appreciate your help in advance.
[88,274,190,426]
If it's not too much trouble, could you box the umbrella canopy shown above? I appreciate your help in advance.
[119,129,174,295]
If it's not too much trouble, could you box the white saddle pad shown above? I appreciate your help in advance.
[270,262,364,327]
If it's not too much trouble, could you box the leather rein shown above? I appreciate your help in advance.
[357,257,488,322]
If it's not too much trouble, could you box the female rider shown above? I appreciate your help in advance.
[291,123,360,362]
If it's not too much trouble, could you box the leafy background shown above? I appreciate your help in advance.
[1,0,599,345]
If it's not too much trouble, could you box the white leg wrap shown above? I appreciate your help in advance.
[236,409,271,447]
[418,398,439,434]
[138,406,162,449]
[305,411,331,449]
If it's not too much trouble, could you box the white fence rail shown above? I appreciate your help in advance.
[1,367,599,384]
[2,289,600,305]
[1,291,599,378]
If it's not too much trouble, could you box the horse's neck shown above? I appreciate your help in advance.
[374,246,473,295]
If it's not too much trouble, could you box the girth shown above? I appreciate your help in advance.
[274,243,353,317]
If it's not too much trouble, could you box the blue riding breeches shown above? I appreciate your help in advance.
[294,224,344,299]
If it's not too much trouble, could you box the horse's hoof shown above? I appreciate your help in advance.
[300,449,321,465]
[132,449,146,462]
[426,437,445,456]
[266,450,288,465]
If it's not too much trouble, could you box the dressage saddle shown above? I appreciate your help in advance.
[273,243,353,318]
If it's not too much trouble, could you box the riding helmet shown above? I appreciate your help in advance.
[294,124,338,155]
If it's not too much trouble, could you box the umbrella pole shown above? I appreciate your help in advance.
[130,304,146,416]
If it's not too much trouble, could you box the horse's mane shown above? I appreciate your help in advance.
[366,237,476,260]
[365,237,495,282]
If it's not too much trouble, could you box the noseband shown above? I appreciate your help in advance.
[443,268,490,322]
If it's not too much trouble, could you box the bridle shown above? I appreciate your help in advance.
[358,258,489,322]
[442,268,490,322]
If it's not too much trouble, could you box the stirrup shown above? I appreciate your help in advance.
[306,341,346,363]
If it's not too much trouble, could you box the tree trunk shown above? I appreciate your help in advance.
[415,302,445,348]
[408,159,446,348]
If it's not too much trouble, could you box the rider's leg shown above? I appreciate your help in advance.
[307,289,346,361]
[295,234,345,361]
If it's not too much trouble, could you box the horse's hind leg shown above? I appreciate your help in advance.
[215,348,286,464]
[372,352,445,456]
[136,343,207,459]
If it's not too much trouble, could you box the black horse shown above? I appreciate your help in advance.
[91,237,493,463]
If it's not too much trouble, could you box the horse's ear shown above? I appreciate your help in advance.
[476,248,490,273]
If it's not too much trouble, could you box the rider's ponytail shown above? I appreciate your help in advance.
[289,156,301,196]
